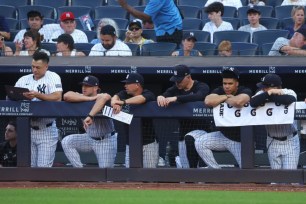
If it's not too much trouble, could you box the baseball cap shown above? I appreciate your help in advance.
[100,24,116,36]
[79,75,99,86]
[121,73,144,84]
[183,32,197,42]
[53,33,74,46]
[170,64,191,82]
[129,19,142,29]
[60,12,75,21]
[296,27,306,39]
[256,73,282,88]
[221,67,239,79]
[247,8,261,15]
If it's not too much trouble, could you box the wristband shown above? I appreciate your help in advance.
[87,114,94,120]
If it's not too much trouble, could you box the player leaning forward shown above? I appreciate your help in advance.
[62,75,117,168]
[15,51,63,167]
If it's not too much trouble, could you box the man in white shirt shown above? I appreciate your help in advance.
[202,2,233,43]
[205,0,243,9]
[50,12,88,43]
[89,25,132,56]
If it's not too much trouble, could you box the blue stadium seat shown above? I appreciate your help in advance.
[280,17,294,29]
[231,42,258,56]
[74,43,95,56]
[129,6,146,20]
[183,30,210,42]
[275,5,294,20]
[213,30,250,45]
[178,5,202,19]
[4,41,16,53]
[20,18,55,30]
[141,42,177,56]
[5,18,19,30]
[183,18,202,30]
[238,6,273,20]
[94,6,128,20]
[223,17,240,30]
[18,5,55,20]
[0,5,17,19]
[107,0,141,6]
[141,29,156,41]
[33,0,68,9]
[178,0,207,8]
[58,6,93,20]
[71,0,104,8]
[202,6,237,19]
[240,17,279,29]
[141,0,150,5]
[84,30,96,42]
[0,0,30,7]
[9,30,19,42]
[126,43,140,56]
[193,42,216,56]
[261,42,274,55]
[40,42,57,55]
[266,0,283,7]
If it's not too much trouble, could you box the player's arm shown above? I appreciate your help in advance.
[63,91,98,102]
[25,91,62,101]
[226,93,250,108]
[205,93,228,107]
[117,0,151,21]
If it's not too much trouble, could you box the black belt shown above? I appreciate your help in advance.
[31,122,53,130]
[270,131,297,141]
[91,131,116,141]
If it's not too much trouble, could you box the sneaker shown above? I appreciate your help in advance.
[158,157,166,167]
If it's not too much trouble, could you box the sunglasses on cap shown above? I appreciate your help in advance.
[129,27,140,31]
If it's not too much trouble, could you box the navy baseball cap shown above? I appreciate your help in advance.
[129,19,142,29]
[183,32,197,42]
[79,75,99,86]
[257,73,282,88]
[100,24,116,36]
[121,73,144,84]
[221,67,239,79]
[170,64,191,82]
[296,27,306,39]
[247,8,261,15]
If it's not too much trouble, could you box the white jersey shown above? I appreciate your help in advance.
[202,21,233,43]
[281,0,306,6]
[50,29,88,43]
[18,49,51,56]
[56,49,77,56]
[205,0,243,9]
[89,40,132,56]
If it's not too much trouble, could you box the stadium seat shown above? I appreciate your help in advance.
[238,6,273,20]
[58,6,93,20]
[141,42,177,56]
[41,42,57,55]
[213,30,250,45]
[141,0,150,5]
[4,41,16,53]
[193,42,216,56]
[141,29,156,41]
[94,6,128,20]
[20,18,55,30]
[5,18,19,30]
[183,30,210,42]
[178,0,207,8]
[266,0,283,7]
[261,42,274,55]
[223,17,240,30]
[231,42,258,56]
[183,18,202,30]
[71,0,104,8]
[74,43,94,56]
[202,6,237,19]
[0,0,30,7]
[0,5,17,19]
[275,5,294,20]
[126,43,140,56]
[18,5,55,20]
[33,0,68,9]
[280,17,294,29]
[240,17,279,29]
[84,30,96,42]
[129,6,146,20]
[9,30,19,42]
[114,18,129,30]
[178,5,202,19]
[106,0,141,6]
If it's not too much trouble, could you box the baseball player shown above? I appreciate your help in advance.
[250,74,299,169]
[15,51,63,167]
[194,67,252,169]
[62,75,117,168]
[0,121,17,167]
[157,64,210,168]
[111,73,158,168]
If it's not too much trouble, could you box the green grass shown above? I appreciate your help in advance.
[0,189,305,204]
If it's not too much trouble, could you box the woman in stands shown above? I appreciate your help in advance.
[0,36,13,56]
[55,34,85,57]
[281,0,306,6]
[91,18,120,44]
[172,33,202,56]
[14,30,50,56]
[285,6,306,38]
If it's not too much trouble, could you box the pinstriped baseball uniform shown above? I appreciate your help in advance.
[251,88,300,169]
[15,70,62,167]
[61,117,117,168]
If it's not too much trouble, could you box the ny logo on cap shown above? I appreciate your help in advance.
[190,32,194,36]
[84,76,89,81]
[229,67,235,72]
[126,74,129,79]
[174,71,178,76]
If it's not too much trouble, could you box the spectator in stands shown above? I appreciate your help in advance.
[54,34,85,57]
[0,16,10,40]
[202,2,233,43]
[281,0,306,6]
[117,0,183,47]
[142,19,154,29]
[238,8,267,41]
[15,30,50,56]
[269,27,306,56]
[0,35,13,56]
[111,73,158,168]
[218,40,232,56]
[171,33,202,56]
[285,6,306,38]
[248,0,266,6]
[124,19,154,48]
[91,18,120,44]
[0,121,17,167]
[62,75,117,168]
[156,65,210,168]
[194,67,252,169]
[89,25,132,56]
[205,0,243,9]
[50,12,88,43]
[250,74,299,170]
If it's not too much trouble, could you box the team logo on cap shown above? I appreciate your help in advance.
[126,74,129,79]
[65,13,71,18]
[84,76,89,81]
[174,71,178,76]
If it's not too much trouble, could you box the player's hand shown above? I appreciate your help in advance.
[23,91,37,100]
[157,96,167,107]
[166,96,177,104]
[83,117,93,130]
[112,104,122,114]
[268,89,283,95]
[15,40,23,51]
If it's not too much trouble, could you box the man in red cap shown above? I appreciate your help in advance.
[50,11,88,43]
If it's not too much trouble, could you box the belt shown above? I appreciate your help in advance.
[269,131,297,141]
[91,131,116,141]
[31,122,53,130]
